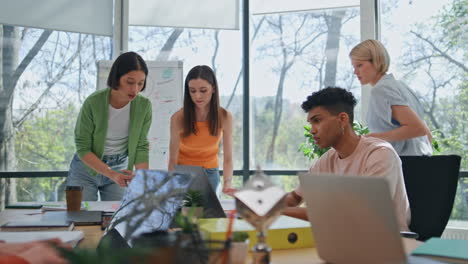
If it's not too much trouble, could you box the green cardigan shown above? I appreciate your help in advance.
[74,88,152,176]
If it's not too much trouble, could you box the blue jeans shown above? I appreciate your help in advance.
[205,167,220,195]
[67,153,128,201]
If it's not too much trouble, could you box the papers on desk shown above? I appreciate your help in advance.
[40,201,120,212]
[411,238,468,264]
[220,198,235,211]
[0,231,84,248]
[42,211,103,226]
[85,201,120,212]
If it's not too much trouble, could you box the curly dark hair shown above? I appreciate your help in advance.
[301,87,357,125]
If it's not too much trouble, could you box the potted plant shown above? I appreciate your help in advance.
[229,231,250,264]
[57,240,153,264]
[298,121,369,159]
[172,212,213,263]
[174,211,198,235]
[299,121,441,159]
[181,189,204,218]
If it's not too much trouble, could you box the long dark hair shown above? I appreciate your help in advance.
[183,65,221,137]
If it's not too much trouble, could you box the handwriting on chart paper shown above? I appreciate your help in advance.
[148,137,170,169]
[141,64,183,170]
[156,69,177,102]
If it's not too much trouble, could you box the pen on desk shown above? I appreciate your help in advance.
[25,212,44,215]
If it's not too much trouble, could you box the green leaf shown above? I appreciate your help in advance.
[298,121,369,160]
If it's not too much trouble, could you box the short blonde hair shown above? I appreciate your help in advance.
[349,39,390,75]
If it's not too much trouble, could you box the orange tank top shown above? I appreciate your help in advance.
[178,121,222,168]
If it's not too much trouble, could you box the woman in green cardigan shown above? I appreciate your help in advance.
[67,52,152,201]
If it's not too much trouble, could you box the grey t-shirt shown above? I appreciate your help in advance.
[367,74,432,156]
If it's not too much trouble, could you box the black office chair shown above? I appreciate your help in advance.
[400,155,461,241]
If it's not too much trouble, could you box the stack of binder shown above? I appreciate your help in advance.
[198,215,314,250]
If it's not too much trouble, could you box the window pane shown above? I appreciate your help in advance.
[0,25,112,173]
[14,177,67,202]
[380,0,467,220]
[219,174,299,199]
[270,175,300,193]
[250,7,361,170]
[128,26,243,170]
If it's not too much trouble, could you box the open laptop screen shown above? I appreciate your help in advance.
[298,173,406,264]
[107,169,193,243]
[174,165,226,218]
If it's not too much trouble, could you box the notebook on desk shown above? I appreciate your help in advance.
[1,219,74,231]
[412,238,468,264]
[42,211,102,226]
[298,173,448,264]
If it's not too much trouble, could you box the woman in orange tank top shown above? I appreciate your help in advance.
[168,65,235,196]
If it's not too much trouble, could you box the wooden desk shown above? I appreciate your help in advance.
[0,202,119,248]
[269,238,422,264]
[1,208,422,263]
[0,208,104,248]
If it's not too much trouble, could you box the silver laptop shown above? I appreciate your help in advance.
[107,169,194,245]
[298,173,446,264]
[174,165,226,218]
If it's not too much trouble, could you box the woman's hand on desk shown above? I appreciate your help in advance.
[107,169,134,187]
[222,181,237,196]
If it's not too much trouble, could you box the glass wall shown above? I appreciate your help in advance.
[0,24,112,201]
[380,0,467,220]
[1,1,466,223]
[250,6,361,170]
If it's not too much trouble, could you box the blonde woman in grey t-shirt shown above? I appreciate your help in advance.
[349,39,432,156]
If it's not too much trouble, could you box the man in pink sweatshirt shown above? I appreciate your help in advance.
[283,87,410,231]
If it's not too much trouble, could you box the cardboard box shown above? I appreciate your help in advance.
[198,215,315,250]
